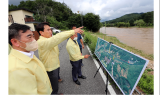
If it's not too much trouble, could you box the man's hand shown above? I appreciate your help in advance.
[74,26,84,34]
[84,54,90,59]
[82,44,84,49]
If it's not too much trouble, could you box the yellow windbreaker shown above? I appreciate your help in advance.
[8,44,12,55]
[37,30,75,71]
[66,38,84,61]
[9,49,52,94]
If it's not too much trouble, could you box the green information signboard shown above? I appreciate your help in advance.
[94,38,149,95]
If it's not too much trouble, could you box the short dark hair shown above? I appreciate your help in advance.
[36,22,50,35]
[9,23,30,46]
[71,25,76,29]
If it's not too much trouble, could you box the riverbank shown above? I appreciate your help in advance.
[91,32,153,60]
[130,26,154,28]
[100,27,153,55]
[104,26,154,28]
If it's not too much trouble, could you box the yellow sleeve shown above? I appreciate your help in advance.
[8,44,12,55]
[55,45,59,56]
[9,69,37,94]
[67,45,84,61]
[39,30,75,50]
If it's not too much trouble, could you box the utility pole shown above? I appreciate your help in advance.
[81,11,83,26]
[37,9,39,16]
[77,11,83,26]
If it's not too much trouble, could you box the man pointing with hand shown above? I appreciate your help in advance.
[36,22,84,94]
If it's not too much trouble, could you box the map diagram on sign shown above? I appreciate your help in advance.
[94,38,149,95]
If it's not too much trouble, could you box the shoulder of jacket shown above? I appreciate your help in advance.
[67,39,73,46]
[8,54,19,65]
[9,68,35,77]
[9,56,38,72]
[37,39,45,47]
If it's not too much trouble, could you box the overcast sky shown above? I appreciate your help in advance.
[9,0,154,22]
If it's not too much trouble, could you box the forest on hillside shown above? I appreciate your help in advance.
[9,0,153,32]
[9,0,101,32]
[102,11,154,27]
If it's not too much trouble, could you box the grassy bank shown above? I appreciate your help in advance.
[82,30,154,94]
[83,31,154,61]
[103,26,154,28]
[130,26,154,28]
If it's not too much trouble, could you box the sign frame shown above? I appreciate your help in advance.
[94,37,149,95]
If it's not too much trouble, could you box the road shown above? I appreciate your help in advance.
[34,39,121,94]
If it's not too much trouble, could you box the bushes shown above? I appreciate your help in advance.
[83,33,92,45]
[83,31,97,58]
[137,70,154,94]
[115,22,130,27]
[103,22,131,27]
[134,19,145,27]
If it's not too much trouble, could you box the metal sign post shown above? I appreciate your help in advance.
[105,73,109,94]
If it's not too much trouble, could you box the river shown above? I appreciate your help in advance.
[99,27,153,55]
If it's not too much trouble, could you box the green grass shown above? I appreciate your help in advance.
[82,30,154,94]
[83,30,98,59]
[137,70,154,94]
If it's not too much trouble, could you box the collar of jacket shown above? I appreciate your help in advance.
[10,49,33,63]
[39,36,47,40]
[69,38,78,45]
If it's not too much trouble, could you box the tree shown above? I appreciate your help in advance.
[143,11,153,26]
[125,22,130,27]
[83,13,101,32]
[106,23,110,27]
[34,0,53,22]
[129,19,134,26]
[8,0,102,30]
[67,13,82,28]
[46,16,68,29]
[9,4,18,10]
[134,19,145,27]
[116,22,125,27]
[18,0,36,10]
[100,23,103,28]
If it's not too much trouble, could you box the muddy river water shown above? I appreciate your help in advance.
[100,27,153,54]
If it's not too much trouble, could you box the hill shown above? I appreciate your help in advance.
[102,11,153,26]
[105,13,143,23]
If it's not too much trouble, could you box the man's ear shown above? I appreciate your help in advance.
[10,38,20,47]
[39,31,43,36]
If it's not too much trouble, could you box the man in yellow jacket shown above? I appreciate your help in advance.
[8,23,52,94]
[66,32,90,85]
[36,22,84,94]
